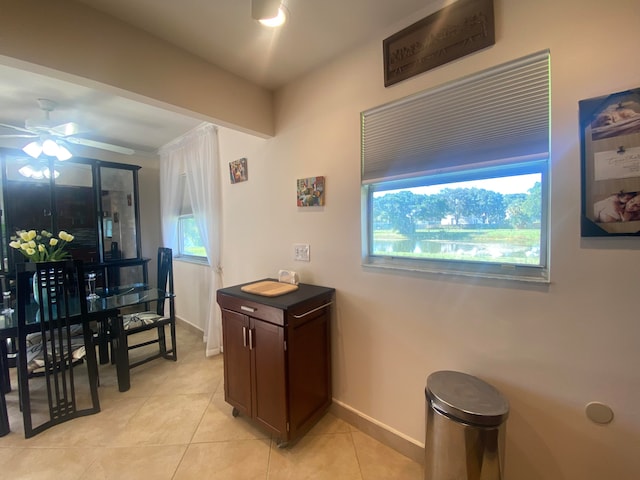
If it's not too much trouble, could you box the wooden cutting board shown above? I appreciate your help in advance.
[240,280,299,297]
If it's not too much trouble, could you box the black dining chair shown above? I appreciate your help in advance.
[15,260,100,438]
[116,247,177,370]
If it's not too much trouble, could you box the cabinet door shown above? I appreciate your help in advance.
[54,163,98,263]
[287,306,331,440]
[251,318,287,436]
[221,309,252,416]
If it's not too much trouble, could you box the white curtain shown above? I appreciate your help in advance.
[159,123,223,356]
[159,144,183,253]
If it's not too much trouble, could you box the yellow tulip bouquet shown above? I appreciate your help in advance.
[9,230,75,262]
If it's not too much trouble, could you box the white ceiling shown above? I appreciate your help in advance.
[0,0,435,156]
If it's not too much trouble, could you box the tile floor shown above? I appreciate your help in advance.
[0,322,424,479]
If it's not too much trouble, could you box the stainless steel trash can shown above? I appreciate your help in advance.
[425,371,509,480]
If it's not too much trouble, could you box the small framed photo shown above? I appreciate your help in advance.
[579,87,640,236]
[297,176,325,207]
[229,158,248,184]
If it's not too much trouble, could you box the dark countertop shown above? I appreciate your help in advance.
[217,279,334,311]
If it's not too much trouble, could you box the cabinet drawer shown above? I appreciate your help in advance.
[217,293,285,326]
[287,293,333,327]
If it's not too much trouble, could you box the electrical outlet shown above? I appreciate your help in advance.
[293,243,310,262]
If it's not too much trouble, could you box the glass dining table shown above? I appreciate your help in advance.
[0,283,174,436]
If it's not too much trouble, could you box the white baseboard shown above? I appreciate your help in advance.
[330,399,425,465]
[175,316,202,335]
[175,317,221,356]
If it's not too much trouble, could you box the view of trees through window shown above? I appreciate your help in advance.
[179,215,206,257]
[371,173,542,265]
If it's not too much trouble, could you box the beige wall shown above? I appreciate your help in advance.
[2,0,640,478]
[218,0,640,478]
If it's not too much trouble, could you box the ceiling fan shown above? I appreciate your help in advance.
[0,98,135,157]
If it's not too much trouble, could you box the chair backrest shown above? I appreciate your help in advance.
[15,259,100,437]
[156,247,174,317]
[17,259,83,328]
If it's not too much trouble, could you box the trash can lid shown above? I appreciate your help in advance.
[426,370,509,427]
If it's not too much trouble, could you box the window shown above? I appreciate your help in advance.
[361,51,550,282]
[177,175,207,259]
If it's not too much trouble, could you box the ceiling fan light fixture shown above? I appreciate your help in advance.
[23,141,43,159]
[42,138,59,156]
[24,137,73,161]
[6,97,131,157]
[56,143,72,161]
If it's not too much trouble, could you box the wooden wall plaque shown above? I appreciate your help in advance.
[383,0,495,87]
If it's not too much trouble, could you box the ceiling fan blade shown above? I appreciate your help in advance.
[0,134,38,138]
[66,136,135,155]
[51,122,82,137]
[0,122,33,134]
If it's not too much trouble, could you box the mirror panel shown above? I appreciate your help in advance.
[100,166,138,260]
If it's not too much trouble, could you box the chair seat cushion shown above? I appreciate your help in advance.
[26,324,84,346]
[26,336,87,374]
[122,311,165,330]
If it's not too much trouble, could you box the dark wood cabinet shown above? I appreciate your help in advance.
[0,150,146,286]
[217,280,334,446]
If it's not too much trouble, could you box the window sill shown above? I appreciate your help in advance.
[363,257,550,284]
[175,255,210,267]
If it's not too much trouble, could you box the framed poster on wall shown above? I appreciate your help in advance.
[297,176,325,207]
[229,157,248,184]
[579,87,640,236]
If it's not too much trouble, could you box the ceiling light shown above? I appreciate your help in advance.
[22,138,72,161]
[22,141,43,159]
[42,138,59,156]
[258,6,287,27]
[55,143,72,161]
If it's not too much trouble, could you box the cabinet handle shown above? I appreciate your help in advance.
[241,305,256,313]
[248,328,254,350]
[292,301,333,319]
[242,326,247,347]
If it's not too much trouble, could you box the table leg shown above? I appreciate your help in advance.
[0,337,9,436]
[110,314,130,392]
[0,386,8,437]
[0,339,10,394]
[96,318,110,365]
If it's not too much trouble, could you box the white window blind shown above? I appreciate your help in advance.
[361,50,550,183]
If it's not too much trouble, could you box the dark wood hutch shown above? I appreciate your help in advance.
[0,148,149,288]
